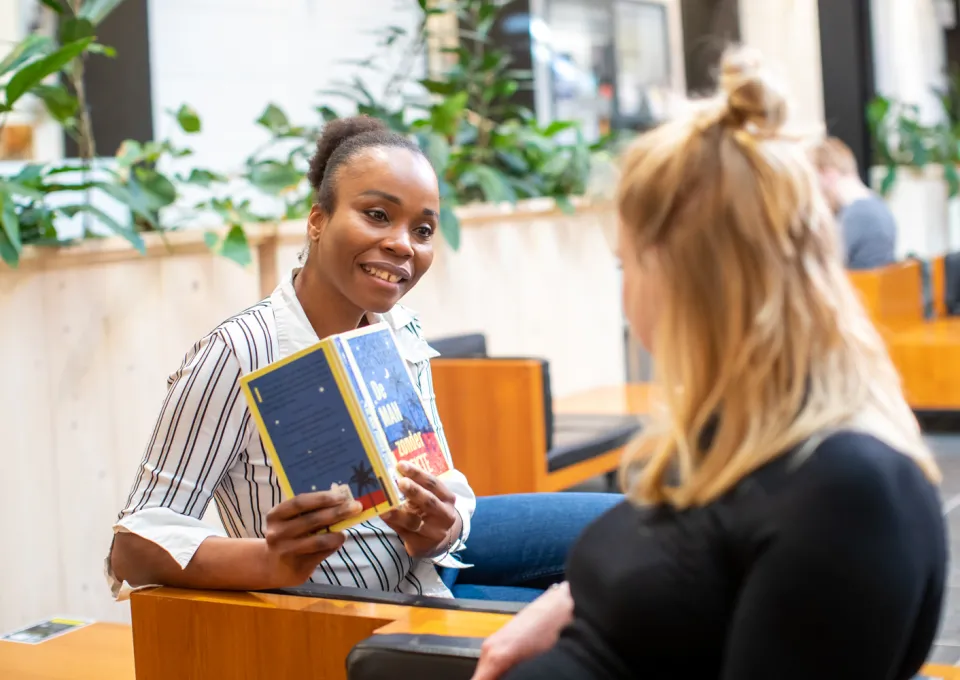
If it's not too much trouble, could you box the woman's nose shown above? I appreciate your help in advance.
[383,228,414,257]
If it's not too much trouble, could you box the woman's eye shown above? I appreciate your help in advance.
[415,225,435,239]
[365,209,388,222]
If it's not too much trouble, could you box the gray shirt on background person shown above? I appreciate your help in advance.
[838,195,898,270]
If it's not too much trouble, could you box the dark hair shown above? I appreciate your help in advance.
[307,115,424,214]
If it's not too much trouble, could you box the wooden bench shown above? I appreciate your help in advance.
[849,258,960,413]
[429,358,649,496]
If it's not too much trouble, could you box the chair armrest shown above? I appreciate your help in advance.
[263,582,525,615]
[347,633,482,680]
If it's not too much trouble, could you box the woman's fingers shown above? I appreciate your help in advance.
[268,489,354,521]
[286,530,347,557]
[382,506,426,533]
[266,496,363,546]
[397,462,457,504]
[397,477,456,528]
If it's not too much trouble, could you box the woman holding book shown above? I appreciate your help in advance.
[106,115,619,603]
[468,47,947,680]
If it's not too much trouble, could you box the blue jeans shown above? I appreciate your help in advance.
[439,492,623,603]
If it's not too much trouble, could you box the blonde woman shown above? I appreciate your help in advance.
[470,47,947,680]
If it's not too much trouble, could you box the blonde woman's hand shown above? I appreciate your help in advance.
[471,582,574,680]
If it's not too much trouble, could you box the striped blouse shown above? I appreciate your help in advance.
[105,268,476,600]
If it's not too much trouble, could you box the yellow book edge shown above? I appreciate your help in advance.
[238,339,399,535]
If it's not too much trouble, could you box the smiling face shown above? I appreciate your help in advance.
[306,146,440,314]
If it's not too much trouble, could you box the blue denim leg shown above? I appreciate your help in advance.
[441,492,623,601]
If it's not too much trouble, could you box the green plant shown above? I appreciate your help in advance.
[867,78,960,198]
[0,0,139,266]
[1,0,614,269]
[0,1,252,267]
[235,0,612,250]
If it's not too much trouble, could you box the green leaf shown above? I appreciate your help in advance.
[60,203,145,253]
[421,79,458,96]
[183,169,226,187]
[115,139,143,166]
[58,17,95,45]
[247,160,302,194]
[879,165,898,196]
[429,91,468,137]
[0,34,55,78]
[77,0,126,24]
[439,205,460,250]
[0,192,22,251]
[494,79,518,100]
[220,224,252,266]
[203,230,220,249]
[422,132,451,174]
[543,120,576,137]
[554,195,575,214]
[86,43,117,57]
[133,167,177,208]
[174,104,202,133]
[473,166,516,204]
[0,228,18,268]
[946,164,960,198]
[13,163,45,184]
[32,83,78,122]
[39,0,65,14]
[5,37,93,109]
[0,179,44,200]
[316,105,339,123]
[541,151,571,178]
[495,150,528,174]
[256,103,290,134]
[96,181,159,228]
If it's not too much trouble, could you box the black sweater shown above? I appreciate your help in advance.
[505,431,948,679]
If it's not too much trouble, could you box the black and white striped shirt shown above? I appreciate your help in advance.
[106,269,476,599]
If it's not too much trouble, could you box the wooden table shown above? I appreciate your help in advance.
[0,622,134,680]
[554,382,654,416]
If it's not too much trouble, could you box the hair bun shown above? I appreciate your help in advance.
[307,115,389,190]
[718,46,788,134]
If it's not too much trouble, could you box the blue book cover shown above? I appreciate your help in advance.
[239,336,400,533]
[335,325,451,481]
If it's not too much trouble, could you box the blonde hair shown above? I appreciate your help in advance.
[617,46,939,508]
[809,136,859,176]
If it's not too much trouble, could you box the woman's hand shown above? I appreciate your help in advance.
[382,462,460,558]
[262,487,363,588]
[471,582,575,680]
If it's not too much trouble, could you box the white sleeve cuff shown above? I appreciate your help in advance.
[428,472,475,569]
[104,508,226,601]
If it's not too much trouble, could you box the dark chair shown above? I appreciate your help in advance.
[427,332,489,358]
[347,634,480,680]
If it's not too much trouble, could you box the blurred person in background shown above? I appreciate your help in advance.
[810,136,898,270]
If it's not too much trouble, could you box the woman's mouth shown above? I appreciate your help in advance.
[360,264,406,285]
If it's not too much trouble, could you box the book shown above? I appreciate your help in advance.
[239,322,452,532]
